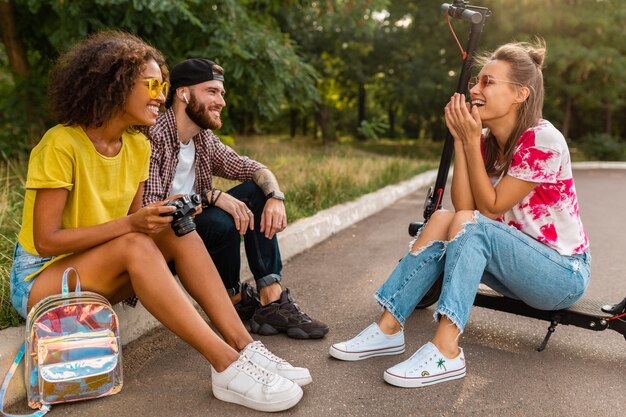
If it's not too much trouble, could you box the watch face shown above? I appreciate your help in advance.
[269,190,285,200]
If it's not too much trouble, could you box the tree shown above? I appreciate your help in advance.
[276,0,389,143]
[0,0,320,153]
[480,0,626,140]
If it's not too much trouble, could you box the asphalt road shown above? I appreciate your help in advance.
[9,169,625,416]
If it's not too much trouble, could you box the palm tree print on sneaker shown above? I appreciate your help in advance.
[250,289,329,339]
[329,322,405,361]
[211,354,303,412]
[383,342,466,388]
[234,283,260,321]
[243,341,312,386]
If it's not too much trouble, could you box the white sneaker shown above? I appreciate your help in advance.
[211,354,303,412]
[384,342,466,388]
[329,322,405,361]
[243,341,313,386]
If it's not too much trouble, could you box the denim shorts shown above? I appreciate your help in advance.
[9,242,54,318]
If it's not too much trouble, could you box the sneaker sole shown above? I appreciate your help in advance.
[383,366,466,388]
[329,345,405,361]
[212,383,303,412]
[250,318,329,339]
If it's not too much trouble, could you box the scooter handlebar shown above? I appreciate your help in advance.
[441,3,483,24]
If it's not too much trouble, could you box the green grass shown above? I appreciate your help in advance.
[215,135,438,220]
[0,158,28,329]
[0,135,436,329]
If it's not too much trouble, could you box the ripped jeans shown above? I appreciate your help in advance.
[375,212,591,333]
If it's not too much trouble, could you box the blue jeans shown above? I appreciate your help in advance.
[375,212,591,333]
[193,181,282,295]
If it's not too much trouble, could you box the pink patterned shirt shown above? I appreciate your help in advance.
[491,119,589,256]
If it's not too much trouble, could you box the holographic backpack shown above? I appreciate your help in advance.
[1,267,123,416]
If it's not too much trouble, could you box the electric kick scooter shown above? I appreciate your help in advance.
[409,1,626,351]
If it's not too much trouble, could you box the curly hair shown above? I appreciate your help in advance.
[48,31,168,127]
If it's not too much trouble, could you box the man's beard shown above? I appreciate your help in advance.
[185,93,222,130]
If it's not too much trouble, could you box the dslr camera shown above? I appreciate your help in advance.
[160,194,202,237]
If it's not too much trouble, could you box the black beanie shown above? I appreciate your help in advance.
[166,58,224,107]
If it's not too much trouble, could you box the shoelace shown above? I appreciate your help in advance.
[249,341,288,364]
[236,354,276,384]
[281,297,312,321]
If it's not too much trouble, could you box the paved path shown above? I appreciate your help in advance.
[7,169,625,416]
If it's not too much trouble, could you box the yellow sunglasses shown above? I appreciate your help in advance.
[143,78,170,100]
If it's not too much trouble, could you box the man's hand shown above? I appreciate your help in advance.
[260,198,287,240]
[214,192,254,235]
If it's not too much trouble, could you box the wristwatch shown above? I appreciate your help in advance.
[266,190,285,201]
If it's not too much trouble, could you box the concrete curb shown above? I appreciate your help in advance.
[0,168,438,406]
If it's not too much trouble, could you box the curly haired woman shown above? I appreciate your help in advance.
[10,31,306,412]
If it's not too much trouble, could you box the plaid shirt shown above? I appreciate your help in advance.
[122,108,264,308]
[140,107,265,206]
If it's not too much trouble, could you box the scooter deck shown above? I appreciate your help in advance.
[475,285,626,350]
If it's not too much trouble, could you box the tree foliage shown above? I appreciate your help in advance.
[0,0,624,155]
[0,0,319,151]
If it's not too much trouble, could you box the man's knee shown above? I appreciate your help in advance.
[194,209,240,247]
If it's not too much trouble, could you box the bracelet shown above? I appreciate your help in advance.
[210,188,221,205]
[213,190,223,205]
[201,190,211,208]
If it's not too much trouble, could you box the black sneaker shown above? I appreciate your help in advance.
[234,283,260,321]
[250,289,329,339]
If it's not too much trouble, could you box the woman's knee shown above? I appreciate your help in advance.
[430,209,455,224]
[410,210,454,253]
[447,210,477,241]
[117,232,161,258]
[422,210,455,238]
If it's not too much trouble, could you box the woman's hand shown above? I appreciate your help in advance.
[444,93,482,148]
[128,200,176,235]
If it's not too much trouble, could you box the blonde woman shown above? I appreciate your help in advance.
[329,40,590,388]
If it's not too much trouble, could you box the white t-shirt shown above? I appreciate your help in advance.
[170,139,196,196]
[492,119,589,256]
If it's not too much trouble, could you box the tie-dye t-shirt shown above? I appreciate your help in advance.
[490,119,589,256]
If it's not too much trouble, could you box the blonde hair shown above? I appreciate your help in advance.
[476,39,546,176]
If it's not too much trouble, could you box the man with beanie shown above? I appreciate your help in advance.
[142,58,329,339]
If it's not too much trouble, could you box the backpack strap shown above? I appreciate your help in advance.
[0,343,49,417]
[61,267,81,294]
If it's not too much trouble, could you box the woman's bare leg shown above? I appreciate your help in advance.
[153,229,252,351]
[432,316,462,358]
[29,232,239,371]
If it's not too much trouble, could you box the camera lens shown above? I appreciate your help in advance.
[172,215,196,237]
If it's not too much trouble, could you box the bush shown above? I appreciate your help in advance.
[357,119,390,141]
[575,133,626,161]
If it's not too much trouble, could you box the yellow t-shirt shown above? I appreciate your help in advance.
[18,124,150,279]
